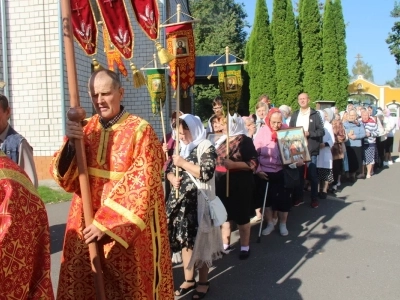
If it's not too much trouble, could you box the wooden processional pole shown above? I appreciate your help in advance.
[60,1,106,299]
[225,47,230,197]
[174,4,182,198]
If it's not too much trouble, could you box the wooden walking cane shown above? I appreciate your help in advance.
[60,1,106,299]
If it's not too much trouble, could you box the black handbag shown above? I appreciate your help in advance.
[283,166,300,189]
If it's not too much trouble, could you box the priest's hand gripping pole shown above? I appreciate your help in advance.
[61,1,106,299]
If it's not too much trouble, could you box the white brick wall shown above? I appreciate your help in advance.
[0,0,184,157]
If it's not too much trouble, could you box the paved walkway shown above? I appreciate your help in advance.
[47,160,400,299]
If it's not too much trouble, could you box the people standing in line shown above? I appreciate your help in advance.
[254,108,302,236]
[166,114,222,299]
[360,109,379,178]
[343,109,366,182]
[242,116,256,139]
[162,110,183,202]
[0,94,38,187]
[251,101,269,139]
[215,114,258,260]
[373,109,388,169]
[206,96,225,133]
[50,69,174,299]
[258,93,272,108]
[330,113,347,192]
[383,108,397,166]
[279,104,292,125]
[316,109,335,199]
[289,93,324,209]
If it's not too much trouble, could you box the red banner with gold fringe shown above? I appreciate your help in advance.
[70,0,97,56]
[165,23,195,92]
[130,0,159,40]
[103,26,128,77]
[96,0,134,59]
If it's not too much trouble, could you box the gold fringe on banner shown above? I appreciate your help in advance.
[155,42,175,64]
[130,63,146,88]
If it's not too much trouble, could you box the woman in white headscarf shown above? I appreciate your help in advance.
[166,114,222,299]
[215,113,258,260]
[316,109,335,199]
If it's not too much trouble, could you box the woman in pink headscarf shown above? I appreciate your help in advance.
[254,108,303,237]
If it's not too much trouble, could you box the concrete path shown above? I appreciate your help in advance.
[46,161,400,299]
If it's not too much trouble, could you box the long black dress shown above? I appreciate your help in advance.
[166,145,217,253]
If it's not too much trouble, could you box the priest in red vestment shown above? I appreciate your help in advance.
[50,69,174,299]
[0,151,54,299]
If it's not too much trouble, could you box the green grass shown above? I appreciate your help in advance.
[38,186,72,204]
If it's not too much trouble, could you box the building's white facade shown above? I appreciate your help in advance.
[0,0,183,179]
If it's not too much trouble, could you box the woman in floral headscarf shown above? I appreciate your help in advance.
[215,113,258,260]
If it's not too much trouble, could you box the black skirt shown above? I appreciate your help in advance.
[216,170,255,225]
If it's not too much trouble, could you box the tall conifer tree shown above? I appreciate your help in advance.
[333,0,349,109]
[272,0,302,108]
[322,0,348,109]
[299,0,323,103]
[322,0,339,101]
[245,0,276,112]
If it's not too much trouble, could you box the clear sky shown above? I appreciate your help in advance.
[243,0,398,85]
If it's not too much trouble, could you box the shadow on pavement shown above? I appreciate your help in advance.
[50,223,66,254]
[176,195,351,300]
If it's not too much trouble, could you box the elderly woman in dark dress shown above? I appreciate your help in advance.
[166,114,222,299]
[215,113,258,260]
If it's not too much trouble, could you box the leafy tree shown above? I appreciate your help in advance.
[245,0,276,112]
[351,55,374,81]
[190,0,248,57]
[387,1,400,65]
[189,0,249,119]
[298,0,323,103]
[385,68,400,87]
[271,0,302,108]
[322,0,348,110]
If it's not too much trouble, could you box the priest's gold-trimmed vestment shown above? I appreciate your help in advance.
[51,113,174,299]
[0,151,54,299]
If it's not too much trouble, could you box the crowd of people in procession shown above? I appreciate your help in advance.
[1,69,399,299]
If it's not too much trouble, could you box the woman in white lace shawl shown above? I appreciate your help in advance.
[166,114,223,299]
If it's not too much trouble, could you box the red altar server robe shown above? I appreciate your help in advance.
[0,152,54,299]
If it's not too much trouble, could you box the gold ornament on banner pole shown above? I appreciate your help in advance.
[209,46,248,197]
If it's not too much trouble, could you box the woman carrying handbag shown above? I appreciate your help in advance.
[166,114,223,299]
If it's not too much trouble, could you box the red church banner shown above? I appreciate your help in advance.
[70,0,98,56]
[130,0,159,40]
[96,0,134,60]
[165,23,195,92]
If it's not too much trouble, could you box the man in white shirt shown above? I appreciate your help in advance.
[289,93,324,208]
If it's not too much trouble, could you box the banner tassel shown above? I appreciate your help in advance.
[92,58,104,72]
[130,63,146,88]
[155,42,175,64]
